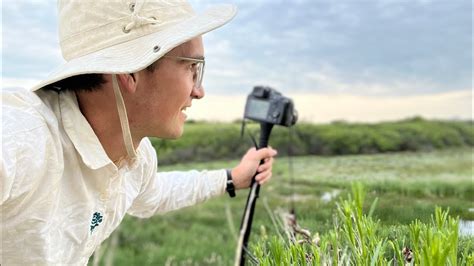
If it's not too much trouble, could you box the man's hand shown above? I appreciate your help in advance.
[231,147,278,189]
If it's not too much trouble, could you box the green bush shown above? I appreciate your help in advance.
[150,118,473,165]
[250,183,474,265]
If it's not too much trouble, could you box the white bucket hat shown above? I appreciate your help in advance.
[33,0,237,164]
[31,0,237,91]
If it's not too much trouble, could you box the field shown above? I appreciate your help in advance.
[90,148,473,265]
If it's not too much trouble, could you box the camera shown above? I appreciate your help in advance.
[244,86,298,127]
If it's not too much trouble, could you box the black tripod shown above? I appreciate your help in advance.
[234,122,274,266]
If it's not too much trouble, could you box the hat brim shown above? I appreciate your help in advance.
[31,4,237,91]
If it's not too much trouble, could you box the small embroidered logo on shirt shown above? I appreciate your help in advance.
[90,212,103,233]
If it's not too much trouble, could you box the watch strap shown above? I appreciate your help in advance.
[225,169,236,198]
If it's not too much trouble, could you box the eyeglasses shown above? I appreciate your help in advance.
[163,55,205,90]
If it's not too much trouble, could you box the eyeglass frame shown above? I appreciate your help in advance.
[163,55,206,90]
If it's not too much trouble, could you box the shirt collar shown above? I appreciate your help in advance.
[59,90,112,170]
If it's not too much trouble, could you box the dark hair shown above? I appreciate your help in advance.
[44,61,159,92]
[44,74,106,92]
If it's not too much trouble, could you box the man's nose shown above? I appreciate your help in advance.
[192,85,205,99]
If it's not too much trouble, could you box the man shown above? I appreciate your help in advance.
[1,0,277,264]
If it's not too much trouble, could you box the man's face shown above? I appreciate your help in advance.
[133,36,205,139]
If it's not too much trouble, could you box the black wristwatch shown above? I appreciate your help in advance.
[225,169,236,198]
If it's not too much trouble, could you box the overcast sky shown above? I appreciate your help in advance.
[2,0,472,122]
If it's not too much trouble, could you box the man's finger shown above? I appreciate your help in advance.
[255,169,272,181]
[258,158,273,172]
[258,172,272,185]
[255,148,278,160]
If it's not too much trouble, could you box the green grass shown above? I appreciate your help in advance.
[89,148,473,265]
[251,184,474,265]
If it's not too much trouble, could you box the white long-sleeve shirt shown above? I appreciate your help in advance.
[1,88,227,265]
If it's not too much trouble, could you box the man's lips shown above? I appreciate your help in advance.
[180,105,191,116]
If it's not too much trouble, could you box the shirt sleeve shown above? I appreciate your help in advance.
[1,126,54,206]
[1,90,54,206]
[127,139,227,218]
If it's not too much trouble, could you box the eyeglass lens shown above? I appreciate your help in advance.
[194,62,204,89]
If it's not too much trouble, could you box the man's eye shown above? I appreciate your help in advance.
[189,63,198,70]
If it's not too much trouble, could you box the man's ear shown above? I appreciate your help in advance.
[116,73,138,94]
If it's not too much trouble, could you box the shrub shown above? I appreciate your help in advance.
[150,118,474,165]
[249,183,474,265]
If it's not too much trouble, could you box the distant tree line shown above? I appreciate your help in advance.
[150,117,473,165]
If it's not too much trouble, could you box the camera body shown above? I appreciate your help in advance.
[244,86,298,127]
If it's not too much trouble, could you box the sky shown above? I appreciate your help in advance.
[1,0,472,123]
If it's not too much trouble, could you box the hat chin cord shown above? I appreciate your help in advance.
[112,74,138,162]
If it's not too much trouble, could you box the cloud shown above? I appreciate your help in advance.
[2,0,470,122]
[187,89,472,123]
[199,0,472,96]
[1,77,41,91]
[2,0,62,79]
[2,0,471,102]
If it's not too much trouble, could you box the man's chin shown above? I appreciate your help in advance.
[161,128,184,139]
[147,124,184,139]
[166,134,182,140]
